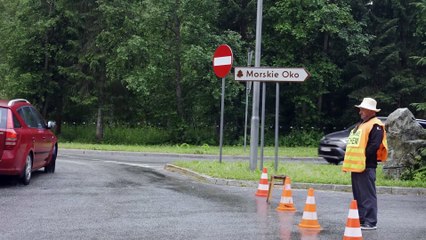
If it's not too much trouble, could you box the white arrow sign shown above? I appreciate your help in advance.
[234,67,310,82]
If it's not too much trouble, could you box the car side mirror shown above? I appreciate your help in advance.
[47,121,56,130]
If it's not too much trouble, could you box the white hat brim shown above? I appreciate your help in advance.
[355,104,381,112]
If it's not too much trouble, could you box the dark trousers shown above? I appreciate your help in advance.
[351,168,377,226]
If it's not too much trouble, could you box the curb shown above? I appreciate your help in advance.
[164,164,426,196]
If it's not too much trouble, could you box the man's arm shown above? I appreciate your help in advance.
[366,124,384,160]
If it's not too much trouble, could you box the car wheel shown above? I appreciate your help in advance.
[22,154,32,185]
[45,144,57,173]
[325,158,341,165]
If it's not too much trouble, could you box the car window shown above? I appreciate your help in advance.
[0,107,6,128]
[17,106,46,129]
[13,114,21,128]
[29,107,46,129]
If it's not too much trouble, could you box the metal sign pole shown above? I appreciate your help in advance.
[274,83,279,171]
[260,82,266,170]
[249,0,263,171]
[219,77,225,163]
[244,85,249,152]
[244,50,254,152]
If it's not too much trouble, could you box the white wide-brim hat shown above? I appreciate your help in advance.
[355,97,381,112]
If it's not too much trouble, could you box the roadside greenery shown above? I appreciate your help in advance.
[173,161,426,188]
[59,142,317,157]
[1,0,425,145]
[59,124,324,147]
[60,142,425,188]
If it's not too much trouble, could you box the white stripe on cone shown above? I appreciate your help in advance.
[258,184,269,191]
[214,56,232,66]
[305,196,316,204]
[280,197,293,204]
[302,211,318,220]
[344,227,362,237]
[348,209,360,218]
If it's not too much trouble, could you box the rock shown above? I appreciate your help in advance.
[383,108,426,179]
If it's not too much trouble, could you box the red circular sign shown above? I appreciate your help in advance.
[213,44,233,78]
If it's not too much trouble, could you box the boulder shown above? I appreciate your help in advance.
[383,108,426,179]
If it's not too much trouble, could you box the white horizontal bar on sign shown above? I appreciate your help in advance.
[214,56,232,66]
[234,67,310,82]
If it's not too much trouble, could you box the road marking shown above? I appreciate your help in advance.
[103,160,155,168]
[61,159,95,166]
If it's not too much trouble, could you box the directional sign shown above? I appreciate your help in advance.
[213,44,233,78]
[234,67,310,82]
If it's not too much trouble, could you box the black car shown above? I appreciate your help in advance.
[318,117,426,164]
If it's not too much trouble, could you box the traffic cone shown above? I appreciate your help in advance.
[276,177,296,212]
[255,167,269,197]
[298,188,321,230]
[343,200,363,240]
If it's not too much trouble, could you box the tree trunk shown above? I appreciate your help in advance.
[96,106,103,142]
[318,32,329,114]
[42,0,54,118]
[173,0,184,121]
[318,95,323,113]
[96,68,106,142]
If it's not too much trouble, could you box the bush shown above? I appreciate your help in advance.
[279,129,323,147]
[59,123,324,147]
[59,124,170,145]
[401,147,426,181]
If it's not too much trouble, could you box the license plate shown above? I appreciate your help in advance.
[321,147,331,152]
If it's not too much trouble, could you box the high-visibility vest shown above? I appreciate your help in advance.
[342,117,388,172]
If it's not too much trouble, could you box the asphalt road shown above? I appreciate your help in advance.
[0,149,425,240]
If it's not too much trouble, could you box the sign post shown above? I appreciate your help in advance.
[244,50,254,152]
[235,66,310,170]
[213,44,233,163]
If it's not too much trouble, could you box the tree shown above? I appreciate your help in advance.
[263,0,372,129]
[346,0,426,119]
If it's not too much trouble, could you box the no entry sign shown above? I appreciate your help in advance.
[213,44,233,78]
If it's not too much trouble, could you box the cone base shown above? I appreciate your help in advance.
[276,205,296,212]
[298,223,322,230]
[342,237,362,240]
[255,191,268,197]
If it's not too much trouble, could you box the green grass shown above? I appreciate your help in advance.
[59,142,425,188]
[173,161,426,188]
[59,142,317,157]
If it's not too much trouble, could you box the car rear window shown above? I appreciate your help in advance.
[0,107,7,128]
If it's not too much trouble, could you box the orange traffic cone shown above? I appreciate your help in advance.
[343,200,363,240]
[298,188,321,230]
[255,168,269,197]
[276,177,296,212]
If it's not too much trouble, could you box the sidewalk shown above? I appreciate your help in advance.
[164,163,426,196]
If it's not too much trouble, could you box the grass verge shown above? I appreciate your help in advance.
[173,161,426,188]
[59,142,425,188]
[59,142,317,157]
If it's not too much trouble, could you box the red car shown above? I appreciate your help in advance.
[0,99,58,185]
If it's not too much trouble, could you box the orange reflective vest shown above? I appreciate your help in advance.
[342,117,388,173]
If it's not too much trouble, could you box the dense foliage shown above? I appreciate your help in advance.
[1,0,425,145]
